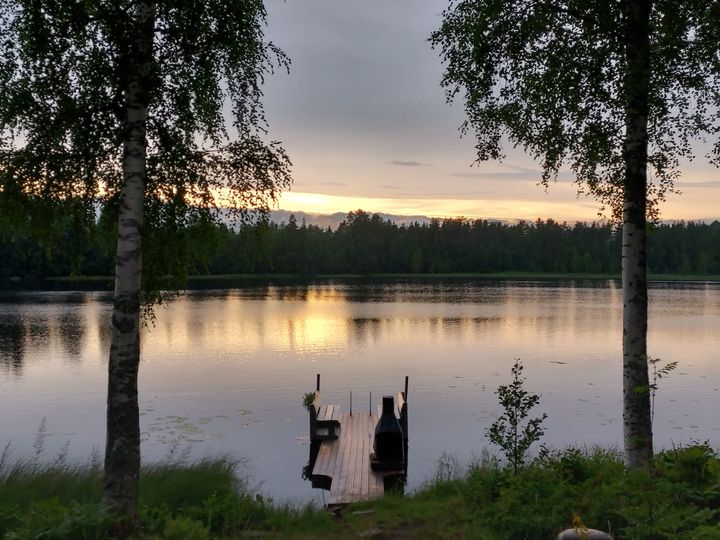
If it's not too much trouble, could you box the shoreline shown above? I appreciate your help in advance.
[2,444,719,538]
[2,271,720,292]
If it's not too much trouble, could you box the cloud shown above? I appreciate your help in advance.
[500,164,540,173]
[677,180,720,188]
[451,168,578,182]
[297,181,348,187]
[450,171,539,180]
[388,160,432,167]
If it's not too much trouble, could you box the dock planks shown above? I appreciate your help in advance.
[311,411,385,505]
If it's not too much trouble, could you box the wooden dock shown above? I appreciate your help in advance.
[312,411,384,505]
[303,375,408,506]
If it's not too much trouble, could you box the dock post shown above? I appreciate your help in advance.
[350,391,352,416]
[316,374,321,392]
[369,391,372,414]
[403,377,409,477]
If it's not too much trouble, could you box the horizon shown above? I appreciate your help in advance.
[269,208,720,229]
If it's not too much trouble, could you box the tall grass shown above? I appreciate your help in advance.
[338,444,720,540]
[1,441,99,506]
[0,446,334,539]
[0,442,107,540]
[3,442,719,539]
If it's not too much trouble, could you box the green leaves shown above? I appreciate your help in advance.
[0,0,292,299]
[430,0,720,220]
[487,359,547,473]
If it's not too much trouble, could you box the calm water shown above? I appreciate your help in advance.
[1,280,719,502]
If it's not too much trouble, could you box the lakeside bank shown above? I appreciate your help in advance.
[2,444,719,539]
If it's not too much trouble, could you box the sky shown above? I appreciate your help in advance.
[261,0,720,223]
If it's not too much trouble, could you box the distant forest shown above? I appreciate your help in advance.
[2,210,720,279]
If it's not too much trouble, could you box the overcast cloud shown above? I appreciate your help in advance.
[261,1,718,221]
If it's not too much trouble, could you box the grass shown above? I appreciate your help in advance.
[332,444,720,540]
[0,452,338,539]
[3,444,720,539]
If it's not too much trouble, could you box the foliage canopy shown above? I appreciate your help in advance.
[0,0,292,293]
[430,0,720,219]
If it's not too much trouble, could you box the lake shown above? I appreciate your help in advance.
[1,279,719,502]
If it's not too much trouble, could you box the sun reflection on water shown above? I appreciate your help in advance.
[1,281,719,501]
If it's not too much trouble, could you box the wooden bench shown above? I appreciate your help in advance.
[308,392,341,441]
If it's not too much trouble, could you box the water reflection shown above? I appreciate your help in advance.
[97,313,112,354]
[1,280,719,501]
[1,280,718,371]
[0,315,24,377]
[0,292,112,374]
[58,312,85,360]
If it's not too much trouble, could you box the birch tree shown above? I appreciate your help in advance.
[431,0,720,468]
[0,0,291,526]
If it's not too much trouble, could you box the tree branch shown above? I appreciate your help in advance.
[535,1,623,41]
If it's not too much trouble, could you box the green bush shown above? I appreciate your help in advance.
[456,445,720,540]
[162,516,209,540]
[3,499,111,540]
[487,359,547,473]
[139,458,238,511]
[655,442,720,487]
[0,459,103,513]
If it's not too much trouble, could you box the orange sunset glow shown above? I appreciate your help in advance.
[263,2,720,224]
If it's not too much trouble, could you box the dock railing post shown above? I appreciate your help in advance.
[350,391,352,416]
[403,377,409,474]
[316,374,320,392]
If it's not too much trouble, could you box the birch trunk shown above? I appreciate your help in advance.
[104,1,155,523]
[621,0,653,469]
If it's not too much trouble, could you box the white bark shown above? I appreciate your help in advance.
[621,0,652,469]
[104,1,155,523]
[622,212,652,468]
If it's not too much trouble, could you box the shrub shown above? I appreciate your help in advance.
[162,516,210,540]
[3,499,111,540]
[487,359,547,473]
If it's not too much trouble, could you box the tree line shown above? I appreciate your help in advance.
[3,209,720,279]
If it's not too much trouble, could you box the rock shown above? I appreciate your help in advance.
[558,528,613,540]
